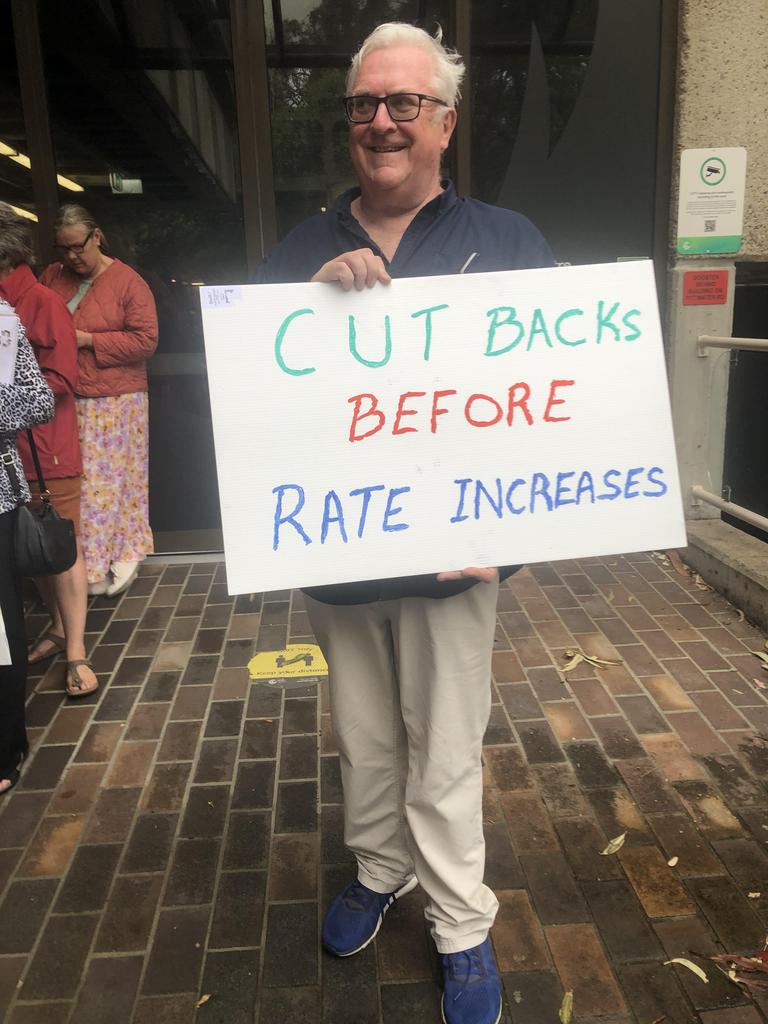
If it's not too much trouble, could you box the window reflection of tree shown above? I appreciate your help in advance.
[267,1,449,236]
[472,0,598,204]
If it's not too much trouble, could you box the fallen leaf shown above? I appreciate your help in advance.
[702,950,768,992]
[664,958,709,983]
[558,989,573,1024]
[754,678,768,691]
[601,832,627,856]
[561,651,585,674]
[562,647,622,672]
[196,993,212,1007]
[647,1016,668,1024]
[607,589,615,603]
[667,856,679,867]
[748,892,761,899]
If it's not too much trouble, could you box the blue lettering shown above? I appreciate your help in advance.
[383,487,411,532]
[624,467,644,499]
[530,472,553,512]
[555,471,576,507]
[272,484,312,550]
[320,490,348,544]
[643,466,668,497]
[349,484,386,538]
[505,479,526,515]
[597,469,623,501]
[474,479,504,519]
[575,471,596,504]
[451,478,472,523]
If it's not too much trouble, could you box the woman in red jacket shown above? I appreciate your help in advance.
[42,205,158,597]
[0,203,97,698]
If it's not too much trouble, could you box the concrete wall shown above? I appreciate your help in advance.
[675,0,768,260]
[665,1,768,525]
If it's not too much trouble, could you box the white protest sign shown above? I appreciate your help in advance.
[201,261,686,595]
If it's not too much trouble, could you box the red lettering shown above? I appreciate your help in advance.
[348,393,385,442]
[506,382,533,425]
[393,391,426,435]
[464,393,503,427]
[543,379,574,422]
[430,389,457,433]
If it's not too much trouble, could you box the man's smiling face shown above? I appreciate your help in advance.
[348,46,456,206]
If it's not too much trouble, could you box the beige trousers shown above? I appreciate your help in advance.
[306,580,500,953]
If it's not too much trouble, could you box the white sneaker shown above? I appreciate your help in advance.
[105,560,139,597]
[88,578,110,596]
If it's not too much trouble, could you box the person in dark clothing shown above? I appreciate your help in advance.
[256,23,553,1024]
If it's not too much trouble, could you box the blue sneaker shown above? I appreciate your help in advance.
[440,938,502,1024]
[322,876,417,956]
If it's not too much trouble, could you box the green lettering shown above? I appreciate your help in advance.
[485,306,524,356]
[411,304,449,361]
[555,308,586,346]
[526,308,554,351]
[596,301,621,343]
[622,308,642,341]
[348,314,392,368]
[274,308,316,376]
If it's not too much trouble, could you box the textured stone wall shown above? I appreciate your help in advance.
[675,0,768,260]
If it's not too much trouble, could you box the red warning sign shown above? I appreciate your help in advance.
[683,270,728,306]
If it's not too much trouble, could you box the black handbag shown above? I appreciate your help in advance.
[2,431,77,577]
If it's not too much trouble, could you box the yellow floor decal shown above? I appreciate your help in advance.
[248,643,328,680]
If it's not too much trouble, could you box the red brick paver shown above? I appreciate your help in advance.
[0,553,766,1022]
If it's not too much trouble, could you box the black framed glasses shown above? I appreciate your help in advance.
[54,229,94,256]
[342,92,449,124]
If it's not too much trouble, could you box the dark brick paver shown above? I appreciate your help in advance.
[0,554,767,1022]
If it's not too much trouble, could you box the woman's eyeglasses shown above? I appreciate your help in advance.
[54,229,94,256]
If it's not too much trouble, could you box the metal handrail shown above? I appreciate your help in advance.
[697,334,768,356]
[691,486,768,534]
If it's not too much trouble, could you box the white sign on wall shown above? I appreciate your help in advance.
[200,261,686,595]
[677,146,747,254]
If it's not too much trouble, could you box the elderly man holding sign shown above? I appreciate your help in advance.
[255,24,554,1024]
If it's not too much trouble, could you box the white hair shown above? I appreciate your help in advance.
[347,23,465,110]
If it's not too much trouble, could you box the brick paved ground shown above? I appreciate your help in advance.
[1,553,767,1023]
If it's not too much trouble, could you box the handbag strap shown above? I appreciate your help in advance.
[25,430,50,499]
[1,441,24,504]
[0,432,49,506]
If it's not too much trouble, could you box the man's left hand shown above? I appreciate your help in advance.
[75,330,93,349]
[435,567,498,583]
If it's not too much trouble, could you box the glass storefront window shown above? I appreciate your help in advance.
[266,0,449,238]
[38,0,249,552]
[0,5,34,224]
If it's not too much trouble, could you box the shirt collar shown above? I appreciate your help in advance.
[0,263,36,307]
[336,178,458,229]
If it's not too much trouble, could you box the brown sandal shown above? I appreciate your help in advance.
[28,631,66,665]
[66,659,99,699]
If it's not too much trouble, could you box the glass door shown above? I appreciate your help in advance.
[38,0,248,552]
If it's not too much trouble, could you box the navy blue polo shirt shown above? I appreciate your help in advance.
[255,180,555,605]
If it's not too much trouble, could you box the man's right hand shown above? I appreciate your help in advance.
[311,248,391,291]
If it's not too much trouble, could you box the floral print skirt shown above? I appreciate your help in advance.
[76,392,154,584]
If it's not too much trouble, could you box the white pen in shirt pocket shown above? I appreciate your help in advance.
[459,252,478,274]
